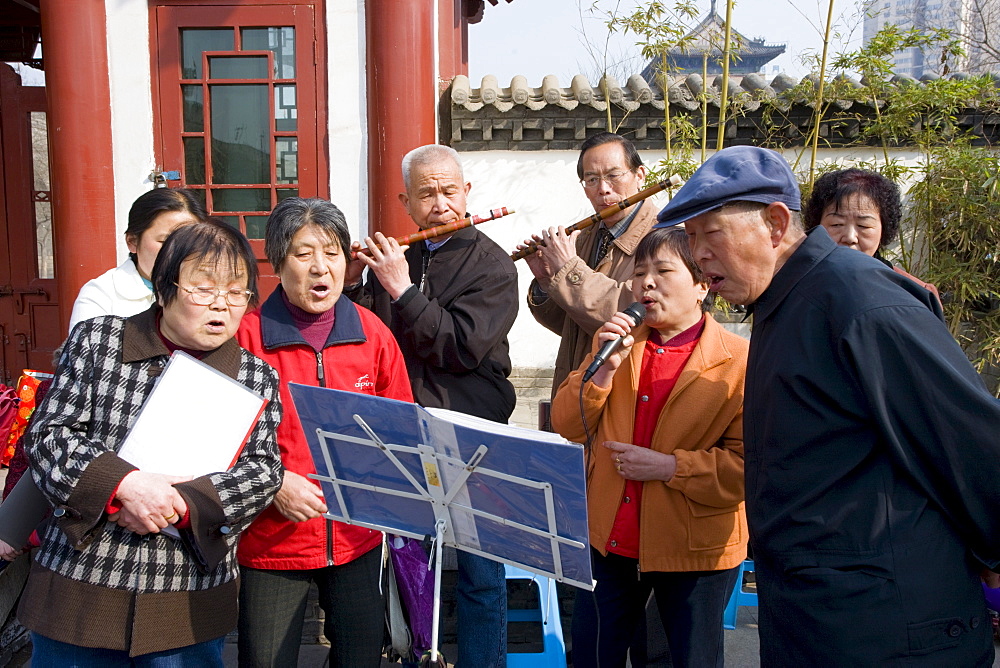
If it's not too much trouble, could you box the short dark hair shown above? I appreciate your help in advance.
[634,227,712,311]
[126,188,206,241]
[152,221,258,308]
[803,169,902,248]
[264,198,351,272]
[576,132,644,180]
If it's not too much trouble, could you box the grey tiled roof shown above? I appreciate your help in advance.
[445,72,1000,151]
[450,71,997,113]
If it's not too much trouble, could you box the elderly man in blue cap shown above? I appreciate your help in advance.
[657,146,1000,666]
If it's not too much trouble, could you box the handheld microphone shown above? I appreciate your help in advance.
[582,302,646,382]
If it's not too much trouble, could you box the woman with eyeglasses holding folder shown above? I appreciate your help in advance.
[15,222,283,666]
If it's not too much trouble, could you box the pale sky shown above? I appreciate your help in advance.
[468,0,867,86]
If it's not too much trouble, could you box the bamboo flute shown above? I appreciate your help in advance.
[355,207,513,256]
[510,175,682,261]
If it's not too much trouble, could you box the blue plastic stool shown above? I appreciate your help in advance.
[505,564,567,667]
[723,559,757,630]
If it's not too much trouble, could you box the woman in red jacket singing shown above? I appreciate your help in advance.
[235,198,413,668]
[552,227,749,668]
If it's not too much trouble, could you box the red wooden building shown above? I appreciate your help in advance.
[0,0,511,384]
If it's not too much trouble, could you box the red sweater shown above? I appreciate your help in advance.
[606,321,703,558]
[236,290,413,569]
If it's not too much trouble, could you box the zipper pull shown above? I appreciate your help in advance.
[316,351,325,387]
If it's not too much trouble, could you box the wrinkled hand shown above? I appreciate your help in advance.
[273,471,328,523]
[534,226,580,277]
[109,471,190,535]
[356,232,413,301]
[982,568,1000,589]
[588,311,638,388]
[517,233,556,287]
[604,441,676,482]
[345,241,367,288]
[0,538,27,561]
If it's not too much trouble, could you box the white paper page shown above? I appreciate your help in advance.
[117,351,266,477]
[423,406,573,445]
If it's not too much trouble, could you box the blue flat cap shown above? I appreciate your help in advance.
[656,146,800,227]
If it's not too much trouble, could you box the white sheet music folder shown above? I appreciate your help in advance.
[117,350,267,477]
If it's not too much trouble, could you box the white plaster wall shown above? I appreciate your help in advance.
[105,0,157,260]
[101,2,370,256]
[460,146,926,370]
[326,2,367,241]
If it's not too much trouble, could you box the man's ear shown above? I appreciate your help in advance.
[464,181,472,198]
[635,164,648,184]
[397,191,409,213]
[762,202,793,248]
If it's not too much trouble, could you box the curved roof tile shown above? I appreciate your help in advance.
[446,72,1000,151]
[452,71,994,113]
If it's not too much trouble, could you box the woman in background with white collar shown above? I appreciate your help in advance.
[68,187,205,332]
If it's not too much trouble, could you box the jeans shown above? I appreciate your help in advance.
[456,550,507,667]
[237,546,384,668]
[572,549,739,668]
[29,632,224,667]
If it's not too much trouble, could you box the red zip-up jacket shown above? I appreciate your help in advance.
[236,290,413,569]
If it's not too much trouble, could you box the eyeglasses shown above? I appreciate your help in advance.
[581,169,634,189]
[175,284,253,307]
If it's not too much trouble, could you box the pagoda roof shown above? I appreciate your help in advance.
[669,10,786,59]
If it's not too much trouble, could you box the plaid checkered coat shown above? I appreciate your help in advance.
[16,308,283,656]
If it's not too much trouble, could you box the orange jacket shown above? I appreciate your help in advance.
[552,314,749,573]
[892,265,942,309]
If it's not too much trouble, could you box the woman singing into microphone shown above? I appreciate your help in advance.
[551,227,749,668]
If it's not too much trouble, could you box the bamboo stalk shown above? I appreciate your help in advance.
[701,53,708,163]
[716,0,734,150]
[662,51,672,161]
[808,0,837,186]
[603,74,613,132]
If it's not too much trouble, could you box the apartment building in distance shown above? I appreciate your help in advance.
[863,0,1000,77]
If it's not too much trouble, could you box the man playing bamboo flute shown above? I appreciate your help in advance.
[345,144,518,667]
[522,132,656,399]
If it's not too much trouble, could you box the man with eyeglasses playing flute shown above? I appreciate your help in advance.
[520,132,656,402]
